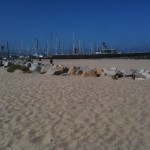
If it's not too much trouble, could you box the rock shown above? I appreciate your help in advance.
[81,67,103,77]
[29,62,41,72]
[40,65,49,74]
[14,60,25,67]
[45,64,69,75]
[3,60,12,68]
[145,70,150,74]
[102,68,116,77]
[45,68,55,75]
[52,64,59,69]
[25,61,32,68]
[61,66,69,73]
[68,66,96,76]
[139,69,145,74]
[81,68,97,77]
[112,71,124,80]
[124,69,136,77]
[53,67,69,75]
[53,70,63,75]
[141,70,150,79]
[132,72,146,80]
[110,67,117,71]
[95,67,103,77]
[80,66,91,72]
[120,70,125,74]
[68,66,78,75]
[52,64,68,71]
[61,73,68,76]
[76,68,83,75]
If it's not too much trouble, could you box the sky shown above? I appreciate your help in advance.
[0,0,150,53]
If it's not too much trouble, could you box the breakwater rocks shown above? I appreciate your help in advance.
[1,58,150,80]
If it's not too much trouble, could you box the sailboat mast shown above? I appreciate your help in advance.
[50,33,52,54]
[7,41,9,58]
[90,42,93,54]
[36,38,39,55]
[73,32,75,55]
[46,40,49,56]
[55,35,58,55]
[62,37,64,55]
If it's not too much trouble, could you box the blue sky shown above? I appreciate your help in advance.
[0,0,150,52]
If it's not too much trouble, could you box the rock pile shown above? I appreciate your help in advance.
[0,58,150,80]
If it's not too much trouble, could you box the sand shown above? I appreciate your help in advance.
[0,59,150,150]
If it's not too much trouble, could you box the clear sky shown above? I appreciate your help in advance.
[0,0,150,52]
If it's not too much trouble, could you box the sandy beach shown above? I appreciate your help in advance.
[0,59,150,150]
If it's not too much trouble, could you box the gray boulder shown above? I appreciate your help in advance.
[29,62,41,72]
[112,71,124,80]
[132,71,146,80]
[25,61,32,68]
[124,69,136,77]
[80,66,91,72]
[46,64,69,75]
[139,69,145,74]
[110,67,117,71]
[40,64,52,74]
[14,60,25,67]
[141,70,150,79]
[102,68,116,76]
[45,68,55,75]
[3,60,12,68]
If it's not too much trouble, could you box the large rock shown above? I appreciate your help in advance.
[141,70,150,79]
[25,61,32,68]
[3,60,12,68]
[81,68,97,77]
[53,66,69,75]
[40,65,49,74]
[112,71,124,80]
[81,66,103,77]
[80,66,91,72]
[124,69,136,77]
[102,68,116,77]
[132,71,146,80]
[110,67,117,71]
[45,68,55,75]
[76,68,83,75]
[95,67,103,77]
[52,64,63,69]
[46,64,69,75]
[14,60,25,67]
[29,62,41,72]
[68,66,78,75]
[139,69,145,74]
